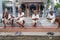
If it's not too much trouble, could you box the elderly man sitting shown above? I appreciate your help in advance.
[47,11,56,23]
[15,7,25,27]
[2,8,14,28]
[32,10,39,27]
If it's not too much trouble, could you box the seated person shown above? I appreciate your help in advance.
[2,8,14,28]
[32,10,39,27]
[15,7,25,27]
[55,17,60,28]
[47,11,55,23]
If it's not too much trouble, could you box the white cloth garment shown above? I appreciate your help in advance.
[16,12,24,23]
[2,14,12,23]
[32,14,39,23]
[47,13,55,23]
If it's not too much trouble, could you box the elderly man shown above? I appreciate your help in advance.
[15,7,25,27]
[32,10,39,27]
[47,11,56,23]
[2,8,14,28]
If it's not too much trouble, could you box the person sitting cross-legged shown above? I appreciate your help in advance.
[15,7,25,27]
[47,11,56,23]
[32,10,39,27]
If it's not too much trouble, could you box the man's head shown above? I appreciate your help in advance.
[18,7,22,13]
[50,11,53,15]
[33,10,37,14]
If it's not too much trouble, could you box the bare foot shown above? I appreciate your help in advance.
[33,23,36,27]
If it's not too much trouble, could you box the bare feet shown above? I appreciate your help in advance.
[4,26,6,29]
[33,23,36,27]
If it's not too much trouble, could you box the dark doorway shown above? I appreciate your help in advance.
[6,7,13,14]
[30,4,36,16]
[30,4,36,11]
[21,3,26,12]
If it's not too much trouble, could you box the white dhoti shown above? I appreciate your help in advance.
[2,18,10,24]
[32,14,39,23]
[15,12,25,24]
[47,13,55,23]
[32,20,38,23]
[50,18,55,23]
[47,18,55,23]
[16,17,24,24]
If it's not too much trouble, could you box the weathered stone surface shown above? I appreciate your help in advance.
[0,35,60,40]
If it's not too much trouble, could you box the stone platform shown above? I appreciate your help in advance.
[0,17,59,32]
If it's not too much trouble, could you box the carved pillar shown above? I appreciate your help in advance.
[37,3,39,12]
[26,4,30,17]
[39,4,40,12]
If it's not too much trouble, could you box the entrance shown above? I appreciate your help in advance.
[21,2,43,17]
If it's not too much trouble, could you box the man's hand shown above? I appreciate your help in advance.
[32,18,38,20]
[11,15,14,18]
[8,18,11,20]
[47,18,52,20]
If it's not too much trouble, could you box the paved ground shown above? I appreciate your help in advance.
[0,27,60,32]
[0,32,60,36]
[0,35,60,40]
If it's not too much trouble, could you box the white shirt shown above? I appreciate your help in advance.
[8,14,11,19]
[2,14,11,21]
[47,13,55,19]
[17,12,24,20]
[18,12,24,17]
[32,14,39,19]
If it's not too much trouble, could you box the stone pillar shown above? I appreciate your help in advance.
[39,4,41,17]
[39,4,40,12]
[51,0,54,11]
[0,0,3,19]
[36,3,38,10]
[42,3,47,18]
[12,0,16,17]
[26,4,30,17]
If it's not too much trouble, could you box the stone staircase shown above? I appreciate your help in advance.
[24,17,58,28]
[0,17,58,28]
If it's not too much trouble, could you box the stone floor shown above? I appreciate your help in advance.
[0,35,60,40]
[0,27,60,32]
